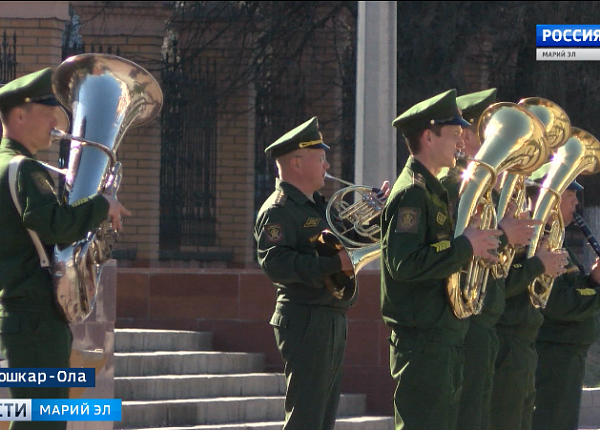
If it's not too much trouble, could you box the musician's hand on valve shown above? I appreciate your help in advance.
[377,181,391,200]
[103,194,132,232]
[535,239,568,277]
[462,222,503,263]
[499,202,542,246]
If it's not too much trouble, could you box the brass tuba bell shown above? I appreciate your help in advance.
[494,98,571,276]
[51,54,163,323]
[447,102,548,319]
[527,127,600,308]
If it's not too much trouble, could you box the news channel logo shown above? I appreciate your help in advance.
[537,25,600,61]
[0,399,121,421]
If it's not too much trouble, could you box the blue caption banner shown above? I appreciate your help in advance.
[33,399,121,421]
[0,368,95,388]
[537,25,600,47]
[0,399,121,421]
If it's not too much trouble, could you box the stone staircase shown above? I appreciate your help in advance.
[113,328,394,430]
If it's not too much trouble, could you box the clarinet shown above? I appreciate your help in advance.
[572,212,600,258]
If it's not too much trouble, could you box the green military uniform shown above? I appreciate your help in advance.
[382,89,473,430]
[0,69,109,430]
[490,250,545,430]
[445,88,504,430]
[533,245,600,430]
[489,166,554,430]
[255,117,351,430]
[489,167,585,430]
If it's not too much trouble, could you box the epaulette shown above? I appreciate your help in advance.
[273,190,287,206]
[412,172,426,190]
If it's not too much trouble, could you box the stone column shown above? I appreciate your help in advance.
[355,1,398,187]
[354,1,397,271]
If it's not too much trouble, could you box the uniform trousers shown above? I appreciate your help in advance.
[490,328,537,430]
[457,321,499,430]
[389,329,464,430]
[532,341,589,430]
[0,310,72,430]
[270,302,347,430]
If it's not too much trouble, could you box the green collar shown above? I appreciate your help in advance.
[406,156,448,197]
[1,137,34,159]
[276,178,319,205]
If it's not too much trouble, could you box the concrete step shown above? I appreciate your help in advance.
[115,351,265,377]
[580,387,600,428]
[112,328,394,430]
[117,393,367,429]
[115,416,395,430]
[116,329,214,352]
[116,373,286,400]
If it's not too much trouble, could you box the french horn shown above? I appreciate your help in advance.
[527,127,600,308]
[316,173,384,301]
[447,102,548,319]
[51,54,163,323]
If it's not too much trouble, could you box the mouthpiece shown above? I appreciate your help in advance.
[50,129,67,140]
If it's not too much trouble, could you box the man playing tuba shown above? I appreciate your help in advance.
[381,89,502,430]
[489,164,568,430]
[531,166,600,430]
[441,88,543,430]
[0,68,130,430]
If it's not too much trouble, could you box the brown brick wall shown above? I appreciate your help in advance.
[0,14,66,175]
[0,2,356,267]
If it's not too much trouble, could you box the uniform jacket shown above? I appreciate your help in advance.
[380,157,473,343]
[0,138,109,313]
[497,249,545,340]
[537,245,600,346]
[254,179,352,310]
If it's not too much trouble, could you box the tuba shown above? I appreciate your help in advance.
[494,98,571,275]
[527,127,600,308]
[50,54,163,323]
[447,102,547,319]
[316,173,384,302]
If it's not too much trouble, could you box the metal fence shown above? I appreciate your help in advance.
[254,64,308,216]
[0,31,16,84]
[160,53,218,252]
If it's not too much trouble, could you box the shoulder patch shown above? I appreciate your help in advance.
[31,171,55,196]
[412,172,426,190]
[396,207,421,233]
[264,223,284,244]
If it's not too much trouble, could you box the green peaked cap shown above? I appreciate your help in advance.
[392,89,470,136]
[529,162,583,191]
[0,68,61,109]
[457,88,497,125]
[265,116,330,158]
